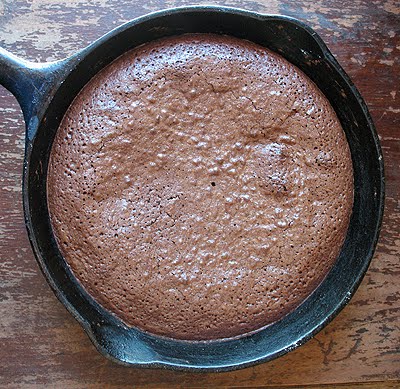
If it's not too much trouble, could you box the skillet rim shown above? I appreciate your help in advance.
[21,5,385,372]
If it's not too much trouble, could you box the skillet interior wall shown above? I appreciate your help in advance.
[23,6,381,359]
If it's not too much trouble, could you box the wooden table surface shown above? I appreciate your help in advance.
[0,0,398,387]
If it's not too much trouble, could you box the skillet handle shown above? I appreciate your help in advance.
[0,47,77,138]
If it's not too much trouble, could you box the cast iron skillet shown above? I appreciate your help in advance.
[0,6,384,371]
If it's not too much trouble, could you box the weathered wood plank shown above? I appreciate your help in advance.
[0,0,398,387]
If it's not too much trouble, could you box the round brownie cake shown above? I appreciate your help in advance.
[47,34,353,340]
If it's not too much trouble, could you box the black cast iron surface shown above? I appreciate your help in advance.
[0,6,384,371]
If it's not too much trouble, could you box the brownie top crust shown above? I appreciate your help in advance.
[47,34,353,340]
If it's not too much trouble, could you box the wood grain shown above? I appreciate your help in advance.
[0,0,399,387]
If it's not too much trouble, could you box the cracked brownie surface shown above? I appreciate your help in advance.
[47,34,353,340]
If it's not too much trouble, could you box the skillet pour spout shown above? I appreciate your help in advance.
[0,6,384,371]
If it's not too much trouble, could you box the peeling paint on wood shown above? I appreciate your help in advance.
[0,0,399,387]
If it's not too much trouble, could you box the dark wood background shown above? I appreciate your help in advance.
[0,0,398,387]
